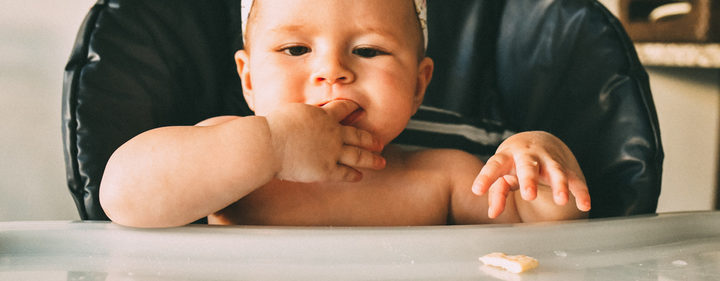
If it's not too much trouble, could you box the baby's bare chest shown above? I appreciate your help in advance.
[211,169,452,226]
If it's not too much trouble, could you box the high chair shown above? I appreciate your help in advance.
[63,0,663,221]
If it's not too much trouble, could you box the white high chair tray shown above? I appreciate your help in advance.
[1,211,719,280]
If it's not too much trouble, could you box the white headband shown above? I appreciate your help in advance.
[240,0,429,49]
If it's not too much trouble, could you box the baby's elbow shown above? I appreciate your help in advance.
[101,184,194,228]
[99,176,156,228]
[100,198,172,228]
[99,180,139,227]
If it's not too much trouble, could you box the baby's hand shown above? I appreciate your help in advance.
[265,100,385,183]
[471,131,591,218]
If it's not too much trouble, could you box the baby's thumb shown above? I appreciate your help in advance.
[322,99,360,122]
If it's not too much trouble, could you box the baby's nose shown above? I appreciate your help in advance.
[311,54,355,85]
[316,75,348,84]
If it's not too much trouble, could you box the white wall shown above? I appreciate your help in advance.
[648,68,720,212]
[0,0,97,221]
[598,0,720,212]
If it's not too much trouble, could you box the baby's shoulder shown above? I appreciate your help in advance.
[194,115,242,127]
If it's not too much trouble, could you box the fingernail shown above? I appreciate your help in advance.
[556,191,568,202]
[488,210,497,219]
[375,156,386,169]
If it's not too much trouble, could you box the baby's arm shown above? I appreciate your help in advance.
[100,100,384,227]
[471,131,591,222]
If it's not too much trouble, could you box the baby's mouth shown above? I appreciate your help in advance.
[340,107,365,126]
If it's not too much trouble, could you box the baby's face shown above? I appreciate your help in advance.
[237,0,433,145]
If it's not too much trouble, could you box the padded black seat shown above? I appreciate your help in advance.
[63,0,663,221]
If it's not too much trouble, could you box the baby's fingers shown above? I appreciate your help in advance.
[515,155,540,202]
[328,165,364,182]
[328,147,384,183]
[487,176,515,218]
[569,177,592,211]
[339,146,386,171]
[545,161,570,206]
[343,126,384,152]
[472,153,513,196]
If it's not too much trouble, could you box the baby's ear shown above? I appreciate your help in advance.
[412,57,434,114]
[235,50,255,111]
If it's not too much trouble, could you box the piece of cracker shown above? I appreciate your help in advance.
[479,252,539,273]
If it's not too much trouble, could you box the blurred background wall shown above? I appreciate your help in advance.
[599,0,720,212]
[0,0,717,222]
[0,0,96,221]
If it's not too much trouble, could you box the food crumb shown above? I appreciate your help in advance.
[479,252,539,273]
[672,260,688,266]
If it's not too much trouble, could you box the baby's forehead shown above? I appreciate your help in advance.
[242,0,427,49]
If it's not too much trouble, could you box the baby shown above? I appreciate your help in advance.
[99,0,591,227]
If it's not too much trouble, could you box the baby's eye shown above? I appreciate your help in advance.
[353,48,386,58]
[282,46,310,56]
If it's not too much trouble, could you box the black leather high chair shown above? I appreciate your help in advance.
[63,0,663,221]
